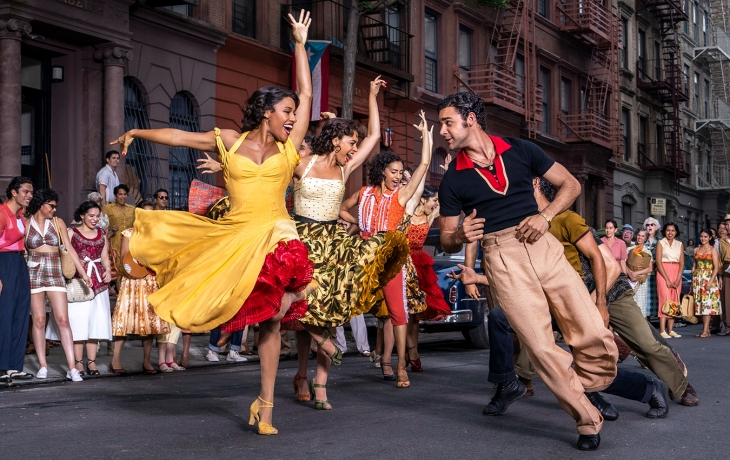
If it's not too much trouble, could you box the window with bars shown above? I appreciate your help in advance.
[168,92,210,210]
[123,78,164,202]
[424,10,438,93]
[233,0,256,38]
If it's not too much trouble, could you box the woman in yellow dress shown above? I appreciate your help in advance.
[110,11,315,435]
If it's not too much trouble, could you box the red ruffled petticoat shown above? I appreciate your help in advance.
[411,250,452,321]
[220,240,313,332]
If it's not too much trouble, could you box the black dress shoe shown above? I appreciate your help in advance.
[577,433,601,451]
[483,379,527,415]
[646,378,670,418]
[585,392,619,421]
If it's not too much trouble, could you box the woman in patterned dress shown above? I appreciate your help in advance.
[109,201,170,376]
[692,229,722,337]
[25,189,89,382]
[65,201,113,376]
[340,111,434,388]
[628,229,654,318]
[287,77,409,409]
[644,217,662,318]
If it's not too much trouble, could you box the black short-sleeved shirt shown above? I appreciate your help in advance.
[438,136,555,234]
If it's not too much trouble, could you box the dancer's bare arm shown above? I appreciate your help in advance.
[440,210,484,254]
[575,233,609,327]
[111,128,239,158]
[339,191,360,225]
[344,77,384,180]
[517,163,580,243]
[399,111,433,207]
[288,10,313,151]
[463,241,480,300]
[405,172,426,215]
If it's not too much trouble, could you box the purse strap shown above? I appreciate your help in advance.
[50,216,67,252]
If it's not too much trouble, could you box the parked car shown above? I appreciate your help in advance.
[418,229,493,349]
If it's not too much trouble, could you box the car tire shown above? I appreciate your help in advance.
[462,320,489,349]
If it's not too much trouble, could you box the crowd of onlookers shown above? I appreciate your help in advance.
[603,217,730,339]
[1,148,371,386]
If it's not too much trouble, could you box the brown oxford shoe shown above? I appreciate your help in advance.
[679,384,699,406]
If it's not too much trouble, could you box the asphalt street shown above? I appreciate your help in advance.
[1,324,728,460]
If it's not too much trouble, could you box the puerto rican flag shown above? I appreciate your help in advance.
[292,41,330,121]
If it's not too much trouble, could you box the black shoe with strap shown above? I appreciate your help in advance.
[381,362,396,381]
[86,359,101,376]
[483,379,526,416]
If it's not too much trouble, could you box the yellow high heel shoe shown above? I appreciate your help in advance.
[249,396,278,435]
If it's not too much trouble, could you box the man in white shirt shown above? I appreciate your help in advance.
[96,151,120,205]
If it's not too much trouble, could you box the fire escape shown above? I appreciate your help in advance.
[693,0,730,189]
[635,0,689,191]
[453,0,542,138]
[555,0,622,161]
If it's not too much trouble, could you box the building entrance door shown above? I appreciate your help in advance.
[20,53,51,189]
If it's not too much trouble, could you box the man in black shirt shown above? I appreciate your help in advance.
[437,92,617,451]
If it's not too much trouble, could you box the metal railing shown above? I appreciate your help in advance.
[695,163,730,189]
[558,110,612,148]
[556,0,613,43]
[280,0,411,74]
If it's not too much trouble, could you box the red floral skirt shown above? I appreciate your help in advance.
[220,240,313,332]
[411,250,452,321]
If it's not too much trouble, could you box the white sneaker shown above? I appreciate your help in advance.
[660,331,672,339]
[227,350,248,362]
[66,369,83,382]
[36,367,48,379]
[205,349,220,362]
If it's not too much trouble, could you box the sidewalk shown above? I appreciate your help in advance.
[12,328,369,387]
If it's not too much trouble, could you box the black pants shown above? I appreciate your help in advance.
[0,252,31,371]
[488,306,653,403]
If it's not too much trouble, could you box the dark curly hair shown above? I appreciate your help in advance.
[74,201,101,222]
[699,228,715,247]
[241,86,300,132]
[311,119,367,155]
[113,184,129,195]
[662,222,681,239]
[537,177,557,202]
[437,92,488,131]
[26,188,59,216]
[367,151,403,186]
[420,185,438,201]
[137,200,155,209]
[5,176,32,199]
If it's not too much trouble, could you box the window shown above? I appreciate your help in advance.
[622,108,631,161]
[683,64,690,98]
[704,79,710,118]
[538,0,547,17]
[702,11,707,46]
[123,78,164,201]
[424,10,438,93]
[693,2,698,42]
[656,124,664,165]
[165,4,192,16]
[561,77,571,115]
[233,0,256,38]
[638,116,647,165]
[168,92,209,210]
[637,29,646,74]
[683,0,689,33]
[622,203,632,228]
[515,54,525,104]
[458,26,472,70]
[654,42,661,80]
[621,18,629,69]
[694,72,700,111]
[540,66,550,133]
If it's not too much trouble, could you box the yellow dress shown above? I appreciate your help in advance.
[129,129,301,332]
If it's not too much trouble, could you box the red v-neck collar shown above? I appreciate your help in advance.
[455,135,512,171]
[455,135,511,194]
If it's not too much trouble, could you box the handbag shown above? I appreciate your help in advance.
[680,294,699,324]
[51,217,77,279]
[188,179,226,216]
[66,278,94,303]
[661,299,682,318]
